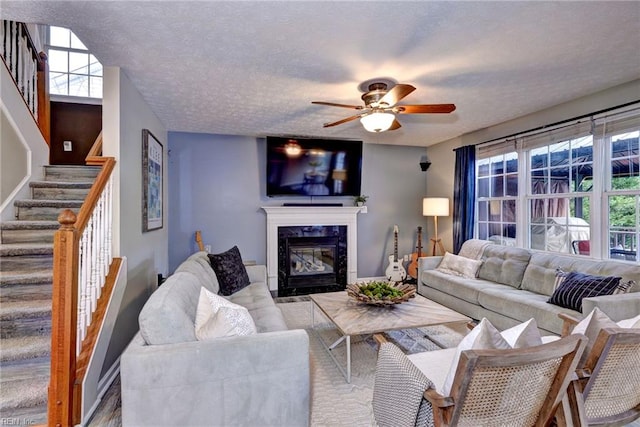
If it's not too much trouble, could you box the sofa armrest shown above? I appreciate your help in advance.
[418,256,443,271]
[582,292,640,322]
[121,329,309,426]
[417,256,443,288]
[245,264,267,283]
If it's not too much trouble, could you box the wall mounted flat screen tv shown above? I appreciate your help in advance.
[266,136,362,197]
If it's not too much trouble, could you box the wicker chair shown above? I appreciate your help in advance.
[372,334,587,427]
[558,314,640,427]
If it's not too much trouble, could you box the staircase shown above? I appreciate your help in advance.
[0,165,99,424]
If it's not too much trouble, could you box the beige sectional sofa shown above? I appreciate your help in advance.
[121,251,310,426]
[418,240,640,335]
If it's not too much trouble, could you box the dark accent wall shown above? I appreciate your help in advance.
[50,101,102,165]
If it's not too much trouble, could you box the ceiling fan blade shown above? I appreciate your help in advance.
[377,84,416,107]
[388,119,402,131]
[396,104,456,114]
[312,101,363,110]
[323,114,363,128]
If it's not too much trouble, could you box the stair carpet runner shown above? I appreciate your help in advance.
[0,165,99,425]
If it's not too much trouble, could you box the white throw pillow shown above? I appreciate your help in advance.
[572,307,617,365]
[500,318,543,348]
[617,313,640,329]
[194,287,257,340]
[440,318,510,396]
[436,252,483,279]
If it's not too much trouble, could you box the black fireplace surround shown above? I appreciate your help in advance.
[277,225,347,296]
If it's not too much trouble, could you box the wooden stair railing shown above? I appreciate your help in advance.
[49,155,117,427]
[0,20,51,145]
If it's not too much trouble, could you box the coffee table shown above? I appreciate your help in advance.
[309,291,470,383]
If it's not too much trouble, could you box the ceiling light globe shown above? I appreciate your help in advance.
[360,112,395,132]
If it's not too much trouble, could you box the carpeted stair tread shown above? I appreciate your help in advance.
[0,270,53,284]
[1,404,47,425]
[0,356,49,411]
[0,335,50,362]
[0,220,60,230]
[29,180,93,188]
[0,299,51,320]
[0,243,53,257]
[13,199,84,208]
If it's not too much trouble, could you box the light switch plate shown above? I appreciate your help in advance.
[63,140,72,151]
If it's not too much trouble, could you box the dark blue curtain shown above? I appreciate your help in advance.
[453,145,476,253]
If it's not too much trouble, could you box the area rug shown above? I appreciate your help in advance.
[278,301,468,427]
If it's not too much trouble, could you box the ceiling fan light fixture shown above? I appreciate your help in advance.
[360,112,395,132]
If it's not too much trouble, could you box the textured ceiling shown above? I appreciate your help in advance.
[2,1,640,147]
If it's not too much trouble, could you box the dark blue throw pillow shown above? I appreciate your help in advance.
[208,246,250,296]
[547,271,621,312]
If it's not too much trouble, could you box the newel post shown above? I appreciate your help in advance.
[48,209,79,427]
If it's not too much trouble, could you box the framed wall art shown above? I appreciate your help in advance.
[142,129,163,232]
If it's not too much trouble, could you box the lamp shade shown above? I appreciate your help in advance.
[360,112,395,133]
[423,197,449,217]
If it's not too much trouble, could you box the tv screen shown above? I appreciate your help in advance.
[266,136,362,197]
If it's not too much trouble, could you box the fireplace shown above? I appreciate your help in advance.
[262,206,366,293]
[278,226,347,296]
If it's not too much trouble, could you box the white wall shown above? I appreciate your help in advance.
[427,79,640,252]
[0,61,48,221]
[101,67,168,374]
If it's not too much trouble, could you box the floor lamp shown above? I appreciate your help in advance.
[423,197,449,256]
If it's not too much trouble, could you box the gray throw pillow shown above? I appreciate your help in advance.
[208,246,251,296]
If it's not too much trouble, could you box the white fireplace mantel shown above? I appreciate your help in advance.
[262,206,367,291]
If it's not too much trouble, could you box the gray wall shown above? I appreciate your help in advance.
[168,132,428,278]
[101,67,168,375]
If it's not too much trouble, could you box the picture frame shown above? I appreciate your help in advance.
[142,129,163,232]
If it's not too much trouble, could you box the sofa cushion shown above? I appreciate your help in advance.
[477,245,531,288]
[248,306,290,333]
[226,283,289,332]
[175,251,220,294]
[422,270,512,306]
[522,253,640,296]
[195,287,257,340]
[437,252,483,278]
[547,271,621,312]
[478,287,580,334]
[227,282,277,311]
[208,246,251,296]
[139,271,201,345]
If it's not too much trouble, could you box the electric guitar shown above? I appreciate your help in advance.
[407,226,423,280]
[386,225,407,283]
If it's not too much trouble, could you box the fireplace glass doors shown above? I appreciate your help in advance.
[278,225,347,296]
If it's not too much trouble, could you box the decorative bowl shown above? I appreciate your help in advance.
[346,281,416,306]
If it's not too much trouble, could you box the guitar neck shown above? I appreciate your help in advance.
[393,227,399,262]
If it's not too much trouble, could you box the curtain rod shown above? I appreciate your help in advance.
[470,100,640,148]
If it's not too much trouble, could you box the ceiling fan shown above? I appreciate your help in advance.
[312,82,456,133]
